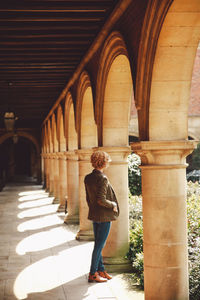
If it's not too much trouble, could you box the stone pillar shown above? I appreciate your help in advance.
[45,154,50,192]
[57,152,67,212]
[41,153,45,186]
[131,140,197,300]
[52,153,60,204]
[94,146,131,272]
[75,149,94,240]
[64,151,79,224]
[49,154,54,196]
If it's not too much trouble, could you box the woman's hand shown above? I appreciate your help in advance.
[113,206,118,212]
[113,202,118,212]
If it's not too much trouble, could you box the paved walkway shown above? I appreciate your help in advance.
[0,183,144,300]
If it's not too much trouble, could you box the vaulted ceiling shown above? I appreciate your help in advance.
[0,0,118,128]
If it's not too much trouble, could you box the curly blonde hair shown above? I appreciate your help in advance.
[90,151,111,169]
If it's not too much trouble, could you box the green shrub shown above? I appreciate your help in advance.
[127,194,144,287]
[128,153,141,196]
[127,181,200,298]
[187,182,200,300]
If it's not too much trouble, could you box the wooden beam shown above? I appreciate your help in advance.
[0,40,90,46]
[0,9,106,13]
[0,25,99,31]
[0,17,102,22]
[0,33,95,39]
[43,0,132,123]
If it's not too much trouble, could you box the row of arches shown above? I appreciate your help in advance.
[41,1,200,299]
[42,32,133,155]
[41,32,133,275]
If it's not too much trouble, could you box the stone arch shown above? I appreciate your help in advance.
[65,92,78,151]
[76,71,97,149]
[0,131,40,155]
[149,0,200,140]
[57,105,66,152]
[96,31,134,146]
[51,113,58,152]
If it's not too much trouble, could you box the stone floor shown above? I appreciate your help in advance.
[0,183,144,300]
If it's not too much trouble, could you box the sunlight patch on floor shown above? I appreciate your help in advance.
[14,242,93,299]
[18,190,47,197]
[18,197,54,209]
[17,204,59,219]
[16,226,74,255]
[18,193,49,202]
[17,214,64,232]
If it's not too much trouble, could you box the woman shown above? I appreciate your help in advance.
[84,150,119,283]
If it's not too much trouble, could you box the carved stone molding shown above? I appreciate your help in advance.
[93,146,131,164]
[135,0,173,140]
[64,150,78,161]
[131,140,198,166]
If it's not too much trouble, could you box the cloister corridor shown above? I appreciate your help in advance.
[0,182,144,300]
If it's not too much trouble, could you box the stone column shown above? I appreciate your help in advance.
[131,140,197,300]
[93,146,131,272]
[57,152,67,212]
[52,153,60,204]
[45,154,50,192]
[41,153,45,186]
[49,154,54,196]
[64,151,79,224]
[75,149,94,240]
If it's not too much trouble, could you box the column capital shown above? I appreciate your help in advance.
[131,140,198,167]
[75,148,94,161]
[64,150,78,161]
[47,153,54,159]
[56,152,67,160]
[93,146,131,163]
[51,152,57,159]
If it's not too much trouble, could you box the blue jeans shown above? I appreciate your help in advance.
[90,221,111,275]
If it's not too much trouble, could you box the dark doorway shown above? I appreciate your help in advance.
[0,136,37,184]
[14,137,31,176]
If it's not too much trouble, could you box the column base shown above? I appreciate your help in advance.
[57,204,65,212]
[64,214,79,224]
[103,257,132,273]
[52,197,59,204]
[76,229,94,241]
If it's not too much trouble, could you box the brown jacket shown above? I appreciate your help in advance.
[84,169,119,222]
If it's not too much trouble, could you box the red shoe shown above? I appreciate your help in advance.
[88,272,107,283]
[98,271,112,280]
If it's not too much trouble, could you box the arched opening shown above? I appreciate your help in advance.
[52,113,58,153]
[103,54,133,146]
[149,0,200,141]
[57,105,66,152]
[66,94,78,151]
[0,135,38,184]
[80,86,97,148]
[187,42,200,173]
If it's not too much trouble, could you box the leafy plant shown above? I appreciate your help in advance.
[127,194,144,287]
[128,153,141,196]
[127,181,200,299]
[187,182,200,300]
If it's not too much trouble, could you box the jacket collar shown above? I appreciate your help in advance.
[92,169,103,174]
